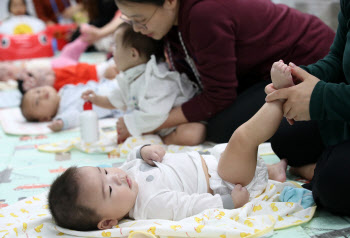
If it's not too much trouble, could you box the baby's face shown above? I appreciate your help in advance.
[22,86,59,121]
[77,166,139,223]
[10,0,27,16]
[113,29,138,72]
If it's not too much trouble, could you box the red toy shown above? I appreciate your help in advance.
[0,24,77,61]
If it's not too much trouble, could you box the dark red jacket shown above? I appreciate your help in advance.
[33,0,81,23]
[165,0,335,122]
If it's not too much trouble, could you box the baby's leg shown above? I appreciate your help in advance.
[51,37,89,68]
[218,60,295,186]
[162,123,206,146]
[218,100,284,186]
[265,60,297,182]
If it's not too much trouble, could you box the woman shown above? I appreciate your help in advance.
[266,0,350,215]
[114,0,335,143]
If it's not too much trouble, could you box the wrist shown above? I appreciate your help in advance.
[136,144,151,160]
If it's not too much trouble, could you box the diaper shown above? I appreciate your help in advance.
[202,153,268,200]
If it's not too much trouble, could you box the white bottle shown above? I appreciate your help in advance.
[80,101,99,143]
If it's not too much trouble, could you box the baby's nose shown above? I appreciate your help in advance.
[111,174,122,185]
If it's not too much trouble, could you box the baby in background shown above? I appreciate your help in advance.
[81,22,205,146]
[48,60,312,231]
[20,80,121,131]
[0,24,118,90]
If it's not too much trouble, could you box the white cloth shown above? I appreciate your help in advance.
[122,146,223,221]
[107,55,197,136]
[203,154,268,200]
[0,15,45,34]
[55,79,121,130]
[207,143,268,199]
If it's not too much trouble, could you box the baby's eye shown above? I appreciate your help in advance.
[105,169,108,175]
[109,186,112,196]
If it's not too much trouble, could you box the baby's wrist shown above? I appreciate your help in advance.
[136,144,151,161]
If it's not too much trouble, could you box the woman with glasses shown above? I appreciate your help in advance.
[114,0,335,144]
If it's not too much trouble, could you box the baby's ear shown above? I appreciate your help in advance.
[131,48,140,59]
[97,218,118,230]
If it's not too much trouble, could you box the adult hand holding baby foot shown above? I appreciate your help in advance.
[140,144,165,166]
[266,62,320,122]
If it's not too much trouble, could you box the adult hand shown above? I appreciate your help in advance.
[140,144,165,166]
[48,119,64,132]
[265,63,320,122]
[265,82,295,125]
[116,117,131,144]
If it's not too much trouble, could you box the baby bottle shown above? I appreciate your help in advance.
[80,101,99,143]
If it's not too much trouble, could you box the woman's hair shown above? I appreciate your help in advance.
[48,167,102,231]
[7,0,29,15]
[117,22,164,60]
[115,0,165,7]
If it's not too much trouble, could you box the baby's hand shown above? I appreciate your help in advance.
[81,90,97,103]
[141,145,165,166]
[48,119,64,132]
[231,184,249,209]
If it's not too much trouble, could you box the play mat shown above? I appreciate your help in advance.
[0,117,350,238]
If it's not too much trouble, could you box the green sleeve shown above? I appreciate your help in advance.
[307,0,350,121]
[301,0,347,83]
[310,81,350,120]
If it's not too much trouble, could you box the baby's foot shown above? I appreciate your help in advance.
[271,60,295,89]
[231,184,250,208]
[267,158,287,182]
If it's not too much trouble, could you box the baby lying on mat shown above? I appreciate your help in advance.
[48,61,314,231]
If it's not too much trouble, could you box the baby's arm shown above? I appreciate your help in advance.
[81,90,116,109]
[140,144,165,166]
[230,184,250,209]
[48,119,64,132]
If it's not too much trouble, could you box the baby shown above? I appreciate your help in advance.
[0,25,118,91]
[81,23,205,146]
[48,60,311,231]
[20,81,120,131]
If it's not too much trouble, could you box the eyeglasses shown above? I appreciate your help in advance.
[120,7,158,30]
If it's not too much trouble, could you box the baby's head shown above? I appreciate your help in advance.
[113,22,164,71]
[49,166,139,231]
[8,0,28,16]
[20,85,60,122]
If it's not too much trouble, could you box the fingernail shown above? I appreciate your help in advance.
[289,62,296,68]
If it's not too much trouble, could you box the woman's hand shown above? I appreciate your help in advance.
[265,64,320,123]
